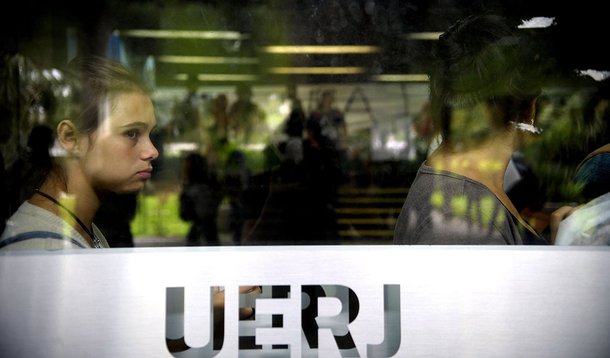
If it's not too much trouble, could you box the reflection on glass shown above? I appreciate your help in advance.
[1,2,608,247]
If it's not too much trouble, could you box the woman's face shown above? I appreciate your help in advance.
[81,91,159,193]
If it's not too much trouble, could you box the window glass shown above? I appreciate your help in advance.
[1,1,607,247]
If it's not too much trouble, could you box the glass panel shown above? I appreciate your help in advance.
[1,1,608,247]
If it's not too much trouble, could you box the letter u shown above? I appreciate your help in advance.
[165,287,223,357]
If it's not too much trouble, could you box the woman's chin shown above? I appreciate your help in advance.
[116,182,146,194]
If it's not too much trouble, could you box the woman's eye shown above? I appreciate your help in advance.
[125,129,140,139]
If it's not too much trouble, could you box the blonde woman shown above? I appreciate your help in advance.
[1,56,158,250]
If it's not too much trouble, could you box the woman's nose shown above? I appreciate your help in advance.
[142,137,159,161]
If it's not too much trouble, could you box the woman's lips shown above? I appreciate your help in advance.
[136,168,153,179]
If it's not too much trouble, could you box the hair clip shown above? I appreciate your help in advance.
[510,121,543,135]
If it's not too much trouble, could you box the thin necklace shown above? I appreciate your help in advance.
[34,189,102,248]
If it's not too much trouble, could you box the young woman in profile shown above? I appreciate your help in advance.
[394,14,548,245]
[0,56,159,250]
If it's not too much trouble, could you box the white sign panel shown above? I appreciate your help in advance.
[1,246,609,357]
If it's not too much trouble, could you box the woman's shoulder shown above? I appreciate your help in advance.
[414,163,493,197]
[0,202,89,250]
[399,163,521,245]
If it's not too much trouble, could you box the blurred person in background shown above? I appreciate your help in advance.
[552,80,610,245]
[93,192,138,247]
[0,104,13,235]
[227,84,267,146]
[308,89,347,153]
[222,149,250,244]
[179,152,222,246]
[552,143,610,245]
[6,124,55,216]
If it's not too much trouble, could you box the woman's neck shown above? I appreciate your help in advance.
[427,132,542,239]
[428,134,515,194]
[31,168,101,231]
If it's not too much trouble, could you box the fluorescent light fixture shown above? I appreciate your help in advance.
[196,74,258,81]
[518,17,556,29]
[269,67,366,74]
[373,74,429,82]
[174,73,258,81]
[576,69,610,81]
[158,55,259,65]
[402,32,443,40]
[174,73,258,82]
[118,29,249,40]
[262,45,380,54]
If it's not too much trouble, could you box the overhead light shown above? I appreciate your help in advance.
[373,74,429,82]
[262,45,380,54]
[158,55,259,65]
[269,67,366,74]
[402,32,443,40]
[174,73,257,81]
[197,74,258,81]
[118,29,249,40]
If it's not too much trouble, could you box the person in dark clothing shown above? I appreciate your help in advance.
[0,104,13,235]
[179,152,222,246]
[93,192,137,247]
[222,149,250,245]
[6,125,54,216]
[242,109,339,245]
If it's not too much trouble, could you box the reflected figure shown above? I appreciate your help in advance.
[0,104,13,234]
[307,89,349,187]
[552,81,610,245]
[179,152,222,246]
[202,94,230,173]
[281,107,306,171]
[394,14,548,245]
[222,149,250,244]
[504,151,545,215]
[94,192,137,247]
[169,83,201,142]
[308,89,347,152]
[209,93,229,144]
[412,101,436,160]
[6,125,54,214]
[554,143,610,245]
[227,84,267,145]
[243,108,340,245]
[286,81,304,113]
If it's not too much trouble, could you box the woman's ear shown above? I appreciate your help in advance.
[56,120,80,154]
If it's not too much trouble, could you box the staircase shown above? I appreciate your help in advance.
[334,186,408,244]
